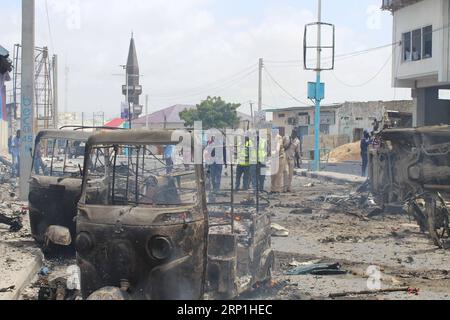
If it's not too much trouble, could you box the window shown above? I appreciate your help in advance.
[403,32,411,61]
[423,25,432,59]
[412,29,422,61]
[320,124,330,135]
[32,138,87,178]
[86,145,199,206]
[402,25,432,62]
[278,113,285,118]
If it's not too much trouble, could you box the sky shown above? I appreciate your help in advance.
[1,0,411,118]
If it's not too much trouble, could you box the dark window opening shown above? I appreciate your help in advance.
[423,25,432,59]
[403,31,411,61]
[412,29,422,61]
[320,124,330,135]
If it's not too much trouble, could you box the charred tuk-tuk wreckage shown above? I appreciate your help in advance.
[28,127,121,255]
[74,130,274,300]
[370,126,450,248]
[29,130,92,254]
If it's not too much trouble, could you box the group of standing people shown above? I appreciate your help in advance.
[234,133,267,192]
[162,129,303,195]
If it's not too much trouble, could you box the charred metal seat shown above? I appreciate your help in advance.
[207,233,238,299]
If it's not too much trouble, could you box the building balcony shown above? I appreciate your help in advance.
[381,0,423,12]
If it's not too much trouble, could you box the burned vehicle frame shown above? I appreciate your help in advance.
[29,130,92,254]
[369,126,450,248]
[76,129,274,300]
[76,130,209,300]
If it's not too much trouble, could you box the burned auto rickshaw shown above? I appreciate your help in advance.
[76,130,208,300]
[29,130,92,254]
[76,129,274,300]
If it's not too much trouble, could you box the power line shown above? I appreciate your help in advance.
[330,47,395,88]
[151,63,257,98]
[264,67,311,106]
[265,41,399,66]
[44,0,55,51]
[151,68,257,102]
[263,71,280,107]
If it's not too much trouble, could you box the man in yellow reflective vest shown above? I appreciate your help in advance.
[235,136,251,191]
[250,135,267,192]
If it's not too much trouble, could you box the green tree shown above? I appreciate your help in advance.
[180,96,241,129]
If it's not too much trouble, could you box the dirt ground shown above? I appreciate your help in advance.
[257,176,450,300]
[6,173,450,300]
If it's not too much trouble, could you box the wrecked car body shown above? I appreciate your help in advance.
[76,129,274,300]
[29,130,92,254]
[369,126,450,248]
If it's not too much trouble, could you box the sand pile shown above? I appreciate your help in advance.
[329,142,361,162]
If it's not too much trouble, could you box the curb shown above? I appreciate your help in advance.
[0,250,43,300]
[295,169,366,186]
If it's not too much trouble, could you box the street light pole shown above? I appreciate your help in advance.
[19,0,35,200]
[313,0,322,172]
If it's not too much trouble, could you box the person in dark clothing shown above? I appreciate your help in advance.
[204,136,227,193]
[208,137,227,192]
[360,130,371,177]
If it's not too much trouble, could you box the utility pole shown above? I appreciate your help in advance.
[64,64,69,113]
[258,58,263,112]
[249,101,255,127]
[19,0,35,200]
[145,94,149,129]
[313,0,322,172]
[52,54,58,128]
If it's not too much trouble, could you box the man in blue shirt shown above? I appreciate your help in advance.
[164,144,175,174]
[11,130,21,177]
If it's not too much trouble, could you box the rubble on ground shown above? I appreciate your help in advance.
[0,160,25,232]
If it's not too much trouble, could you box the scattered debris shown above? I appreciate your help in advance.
[37,277,80,300]
[407,287,420,296]
[0,213,23,232]
[271,223,289,237]
[285,263,347,276]
[288,259,322,267]
[329,287,411,298]
[290,208,313,215]
[39,267,50,276]
[319,235,363,244]
[0,285,15,293]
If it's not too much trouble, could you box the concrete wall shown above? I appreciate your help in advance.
[302,134,350,157]
[0,120,8,153]
[337,101,415,141]
[392,0,449,87]
[416,85,450,125]
[271,108,340,137]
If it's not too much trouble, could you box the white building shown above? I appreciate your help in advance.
[382,0,450,126]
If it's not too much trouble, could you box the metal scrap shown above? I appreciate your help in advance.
[285,263,347,276]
